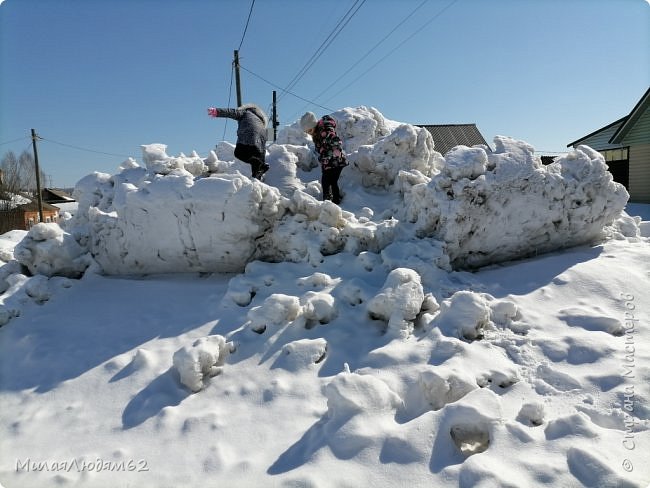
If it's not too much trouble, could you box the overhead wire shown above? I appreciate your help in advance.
[323,0,461,105]
[0,136,30,147]
[38,137,132,159]
[308,0,430,107]
[240,65,335,112]
[222,65,235,140]
[278,0,367,103]
[238,0,256,51]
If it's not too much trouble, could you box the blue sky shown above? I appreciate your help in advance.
[1,0,648,187]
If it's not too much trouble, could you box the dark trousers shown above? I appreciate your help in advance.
[322,166,344,204]
[234,143,266,178]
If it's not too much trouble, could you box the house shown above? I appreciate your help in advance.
[568,87,650,203]
[0,200,60,233]
[417,123,490,155]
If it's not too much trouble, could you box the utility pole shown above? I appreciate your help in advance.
[272,90,279,141]
[233,50,242,107]
[30,129,44,224]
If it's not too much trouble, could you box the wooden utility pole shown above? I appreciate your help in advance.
[272,90,278,141]
[30,129,44,224]
[233,50,242,107]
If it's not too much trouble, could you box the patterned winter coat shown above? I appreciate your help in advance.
[312,115,348,171]
[213,104,268,154]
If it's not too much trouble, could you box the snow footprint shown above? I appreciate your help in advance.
[558,307,625,336]
[535,364,582,393]
[450,423,490,456]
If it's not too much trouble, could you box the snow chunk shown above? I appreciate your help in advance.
[173,335,229,392]
[367,268,424,338]
[275,338,328,371]
[14,223,90,278]
[301,291,337,326]
[350,124,440,187]
[434,291,492,340]
[419,368,477,410]
[247,293,301,333]
[325,371,402,418]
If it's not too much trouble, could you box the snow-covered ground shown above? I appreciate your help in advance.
[0,107,649,488]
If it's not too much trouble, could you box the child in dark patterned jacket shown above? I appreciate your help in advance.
[300,111,348,204]
[207,103,269,180]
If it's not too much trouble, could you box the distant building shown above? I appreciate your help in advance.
[568,87,650,203]
[417,123,490,155]
[41,188,75,204]
[0,200,60,232]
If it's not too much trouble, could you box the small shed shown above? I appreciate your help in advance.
[568,87,650,203]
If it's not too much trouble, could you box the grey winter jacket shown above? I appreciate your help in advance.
[214,104,268,153]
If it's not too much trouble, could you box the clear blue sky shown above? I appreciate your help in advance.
[1,0,648,187]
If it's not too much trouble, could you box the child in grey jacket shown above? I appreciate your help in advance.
[208,103,269,180]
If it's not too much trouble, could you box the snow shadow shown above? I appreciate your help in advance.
[473,245,602,298]
[122,368,189,429]
[0,274,228,393]
[268,412,363,475]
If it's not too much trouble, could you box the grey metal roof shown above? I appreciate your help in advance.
[417,124,489,155]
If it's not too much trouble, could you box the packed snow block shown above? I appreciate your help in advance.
[173,335,229,392]
[301,291,337,326]
[330,106,394,153]
[79,169,286,274]
[418,368,477,410]
[325,371,403,418]
[275,338,328,371]
[247,293,301,332]
[14,223,91,278]
[433,291,492,341]
[401,138,629,269]
[263,145,305,197]
[141,143,207,176]
[350,124,442,188]
[367,268,425,338]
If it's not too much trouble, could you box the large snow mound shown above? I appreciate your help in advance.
[12,106,634,277]
[399,137,629,268]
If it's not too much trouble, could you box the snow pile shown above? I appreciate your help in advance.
[400,137,630,268]
[172,335,229,392]
[13,223,90,278]
[11,106,635,281]
[71,161,287,274]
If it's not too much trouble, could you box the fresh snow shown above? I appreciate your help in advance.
[0,106,649,488]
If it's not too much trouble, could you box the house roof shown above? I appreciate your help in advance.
[42,188,75,202]
[566,117,627,148]
[609,86,650,144]
[567,86,650,147]
[417,124,489,155]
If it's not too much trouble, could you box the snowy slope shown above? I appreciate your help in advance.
[1,107,649,488]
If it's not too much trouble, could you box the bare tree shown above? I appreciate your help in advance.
[1,150,47,196]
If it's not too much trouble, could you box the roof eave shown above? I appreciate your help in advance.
[609,86,650,144]
[566,116,627,148]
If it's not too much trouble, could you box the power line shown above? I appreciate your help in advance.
[278,0,366,103]
[39,137,132,158]
[238,0,256,51]
[290,0,430,121]
[0,136,29,147]
[240,64,335,112]
[311,0,429,105]
[222,65,235,140]
[324,0,460,105]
